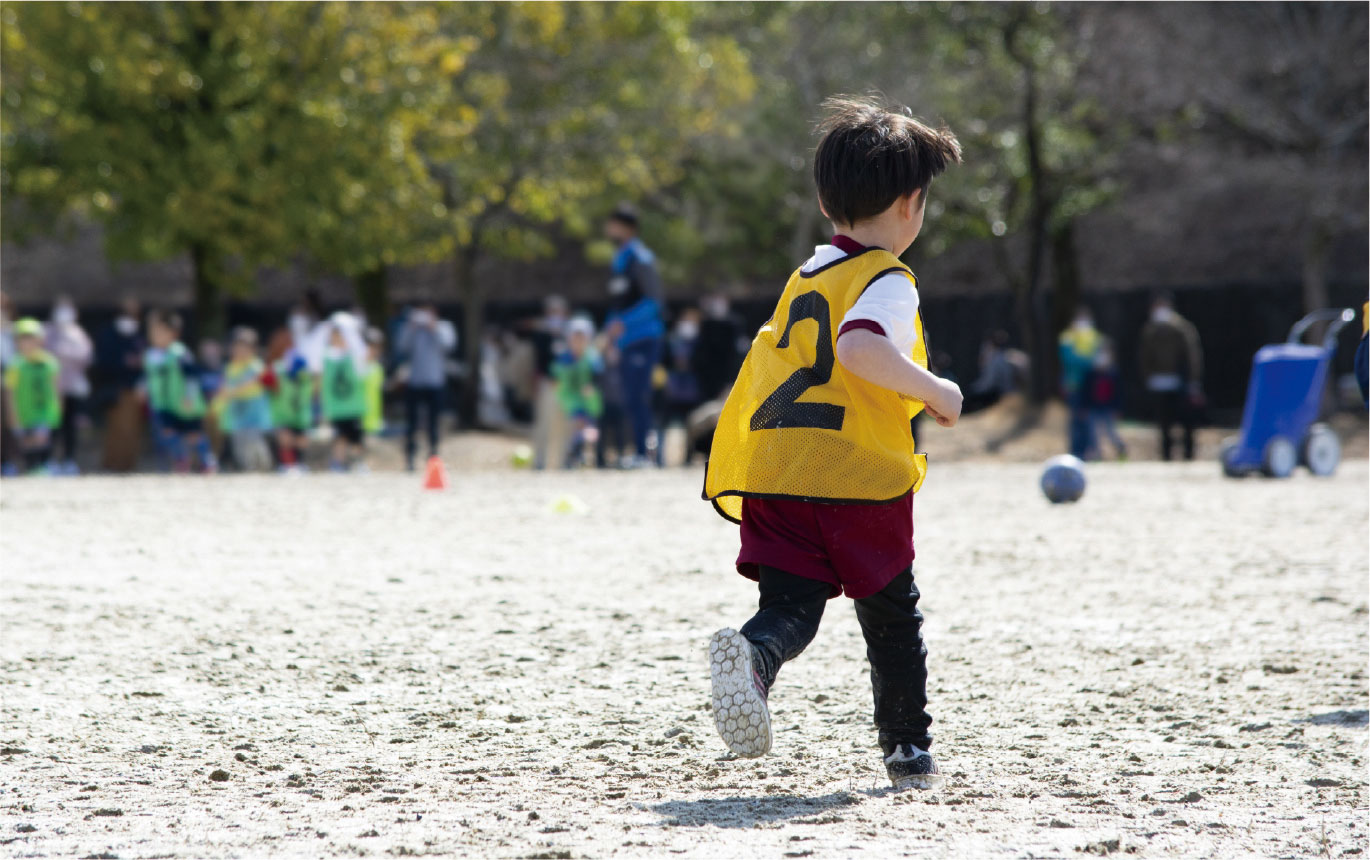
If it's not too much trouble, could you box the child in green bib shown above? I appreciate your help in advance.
[319,314,368,471]
[553,318,604,468]
[4,319,62,473]
[269,341,315,473]
[144,310,215,472]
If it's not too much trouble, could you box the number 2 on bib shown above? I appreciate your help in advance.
[750,292,846,432]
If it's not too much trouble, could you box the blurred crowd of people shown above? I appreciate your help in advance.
[1058,292,1206,462]
[0,290,466,476]
[0,284,1222,477]
[0,201,1240,478]
[477,291,749,470]
[0,284,752,477]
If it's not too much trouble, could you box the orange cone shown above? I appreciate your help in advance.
[422,455,448,490]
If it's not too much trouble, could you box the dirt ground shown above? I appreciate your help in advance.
[1,454,1366,859]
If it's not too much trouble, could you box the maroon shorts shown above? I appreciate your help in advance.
[736,493,915,600]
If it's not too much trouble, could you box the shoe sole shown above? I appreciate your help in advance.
[890,772,945,792]
[708,628,772,758]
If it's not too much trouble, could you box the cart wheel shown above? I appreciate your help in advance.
[1261,436,1297,478]
[1301,424,1341,477]
[1219,437,1246,478]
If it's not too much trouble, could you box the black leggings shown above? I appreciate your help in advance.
[740,565,932,753]
[404,386,443,463]
[58,395,84,462]
[1155,390,1196,461]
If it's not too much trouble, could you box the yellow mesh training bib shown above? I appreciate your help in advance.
[704,248,929,523]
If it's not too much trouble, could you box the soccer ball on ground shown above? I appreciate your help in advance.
[1040,454,1086,503]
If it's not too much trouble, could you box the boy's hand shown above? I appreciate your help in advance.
[923,380,963,428]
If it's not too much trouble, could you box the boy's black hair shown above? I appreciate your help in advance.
[608,202,639,228]
[813,95,962,226]
[151,309,183,332]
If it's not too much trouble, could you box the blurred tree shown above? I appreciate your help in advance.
[414,2,753,422]
[1151,3,1368,314]
[922,3,1123,401]
[0,2,460,336]
[647,2,944,287]
[269,3,461,326]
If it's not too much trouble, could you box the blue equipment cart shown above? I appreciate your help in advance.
[1221,308,1356,478]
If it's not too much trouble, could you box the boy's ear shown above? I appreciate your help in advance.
[903,190,923,220]
[817,195,832,223]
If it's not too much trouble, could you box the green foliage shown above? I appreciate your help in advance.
[1,2,462,288]
[420,2,754,268]
[1,0,1119,322]
[926,4,1122,258]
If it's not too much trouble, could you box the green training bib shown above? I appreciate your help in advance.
[321,356,365,421]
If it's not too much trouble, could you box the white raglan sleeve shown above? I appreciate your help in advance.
[838,272,921,356]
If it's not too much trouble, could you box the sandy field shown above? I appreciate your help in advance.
[1,457,1366,859]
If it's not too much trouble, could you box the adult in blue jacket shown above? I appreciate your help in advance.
[604,204,664,467]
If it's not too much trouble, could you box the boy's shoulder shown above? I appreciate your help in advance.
[795,244,909,278]
[790,246,915,308]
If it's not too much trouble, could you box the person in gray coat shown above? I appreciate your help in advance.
[397,303,457,471]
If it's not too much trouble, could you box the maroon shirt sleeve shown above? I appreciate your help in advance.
[838,319,887,338]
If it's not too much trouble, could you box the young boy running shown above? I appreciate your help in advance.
[702,97,964,791]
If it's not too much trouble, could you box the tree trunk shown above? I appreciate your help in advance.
[1020,51,1054,403]
[190,243,225,342]
[454,245,484,428]
[1050,219,1081,341]
[1013,282,1041,399]
[355,266,390,328]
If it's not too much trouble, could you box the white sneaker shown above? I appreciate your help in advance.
[708,628,772,758]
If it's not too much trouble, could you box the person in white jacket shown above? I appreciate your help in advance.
[45,297,93,474]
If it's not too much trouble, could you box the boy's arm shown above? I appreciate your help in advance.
[836,330,962,426]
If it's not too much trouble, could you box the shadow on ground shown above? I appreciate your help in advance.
[649,792,861,828]
[1297,709,1368,727]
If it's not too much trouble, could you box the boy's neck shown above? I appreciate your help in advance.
[831,221,904,256]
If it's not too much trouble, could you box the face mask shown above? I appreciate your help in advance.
[115,317,138,336]
[1152,307,1174,323]
[1073,318,1092,331]
[676,321,699,339]
[53,306,76,325]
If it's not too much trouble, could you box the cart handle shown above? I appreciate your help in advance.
[1288,308,1356,351]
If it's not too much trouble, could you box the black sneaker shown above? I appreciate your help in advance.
[884,743,943,791]
[708,628,772,757]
